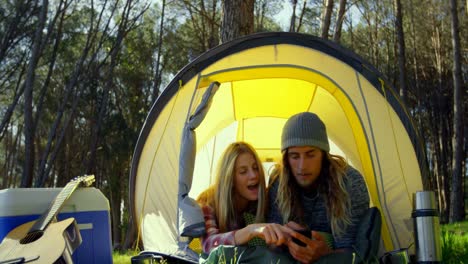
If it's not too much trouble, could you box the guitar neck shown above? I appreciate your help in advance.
[29,182,81,233]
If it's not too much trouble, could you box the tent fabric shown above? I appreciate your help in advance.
[178,81,219,237]
[129,32,427,260]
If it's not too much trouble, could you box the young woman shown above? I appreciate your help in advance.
[197,142,290,254]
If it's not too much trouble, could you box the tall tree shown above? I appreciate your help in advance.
[448,0,465,223]
[254,0,282,31]
[321,0,334,39]
[21,0,49,187]
[0,0,35,63]
[354,1,383,66]
[289,0,298,32]
[0,60,27,141]
[288,0,308,33]
[85,0,144,175]
[430,2,451,222]
[295,0,308,33]
[255,0,268,31]
[152,0,166,103]
[221,0,254,43]
[393,0,407,105]
[333,0,347,43]
[35,0,113,187]
[33,0,69,186]
[177,0,221,53]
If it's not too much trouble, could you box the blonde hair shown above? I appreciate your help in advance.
[270,151,351,237]
[197,142,266,232]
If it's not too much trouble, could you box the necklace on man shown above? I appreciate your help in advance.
[304,189,320,200]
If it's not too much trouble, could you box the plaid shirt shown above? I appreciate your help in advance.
[200,205,237,253]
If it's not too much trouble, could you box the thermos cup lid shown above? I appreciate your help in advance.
[413,191,437,210]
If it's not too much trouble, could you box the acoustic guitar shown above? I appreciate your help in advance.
[0,175,95,264]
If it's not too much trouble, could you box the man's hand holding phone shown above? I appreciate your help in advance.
[291,228,312,247]
[285,222,333,263]
[285,221,313,247]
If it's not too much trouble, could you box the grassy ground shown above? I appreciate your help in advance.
[114,221,468,263]
[440,221,468,263]
[112,250,135,264]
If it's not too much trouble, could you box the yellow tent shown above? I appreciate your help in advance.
[129,32,427,261]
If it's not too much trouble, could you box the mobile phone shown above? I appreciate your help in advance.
[292,228,311,247]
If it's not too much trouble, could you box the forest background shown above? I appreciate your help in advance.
[0,0,466,251]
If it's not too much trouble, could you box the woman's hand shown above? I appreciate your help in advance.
[249,223,293,246]
[286,230,332,264]
[285,221,306,230]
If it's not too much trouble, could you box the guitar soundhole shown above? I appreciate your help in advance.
[20,231,44,244]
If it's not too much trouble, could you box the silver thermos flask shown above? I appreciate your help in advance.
[412,191,442,263]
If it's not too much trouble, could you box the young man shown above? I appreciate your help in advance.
[267,112,370,263]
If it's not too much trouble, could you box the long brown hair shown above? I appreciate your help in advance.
[270,151,351,237]
[197,142,266,232]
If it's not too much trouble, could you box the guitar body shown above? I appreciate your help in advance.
[0,218,82,264]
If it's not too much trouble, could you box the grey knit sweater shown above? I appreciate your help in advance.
[267,166,370,249]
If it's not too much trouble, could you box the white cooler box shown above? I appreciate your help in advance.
[0,187,112,263]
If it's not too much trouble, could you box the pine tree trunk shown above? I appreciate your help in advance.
[321,0,334,39]
[289,0,297,32]
[296,1,307,33]
[111,172,123,250]
[393,0,407,105]
[0,0,32,62]
[86,0,132,174]
[36,12,96,186]
[152,0,165,103]
[208,0,219,48]
[437,91,451,223]
[408,0,426,182]
[221,0,254,43]
[333,0,346,43]
[449,0,464,223]
[22,0,49,187]
[431,146,445,218]
[2,129,16,188]
[40,89,81,187]
[123,216,137,250]
[0,66,26,141]
[255,0,267,31]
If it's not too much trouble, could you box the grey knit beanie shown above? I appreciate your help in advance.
[281,112,330,152]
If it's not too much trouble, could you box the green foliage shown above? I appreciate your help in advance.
[254,0,283,32]
[441,222,468,263]
[112,250,134,264]
[293,5,322,35]
[160,19,193,75]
